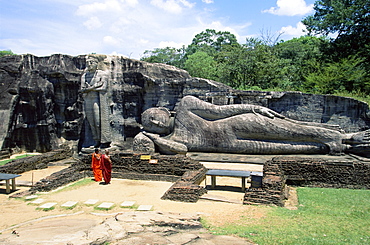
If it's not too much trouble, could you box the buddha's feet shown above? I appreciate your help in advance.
[343,129,370,145]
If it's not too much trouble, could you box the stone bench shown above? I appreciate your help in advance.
[0,173,21,193]
[205,169,263,192]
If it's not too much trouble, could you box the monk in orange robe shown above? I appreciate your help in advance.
[100,149,112,184]
[91,148,102,182]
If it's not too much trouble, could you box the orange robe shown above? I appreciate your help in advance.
[91,152,102,181]
[100,154,112,184]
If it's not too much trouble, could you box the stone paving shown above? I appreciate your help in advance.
[0,191,255,244]
[0,210,254,245]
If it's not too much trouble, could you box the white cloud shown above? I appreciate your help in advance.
[202,0,214,3]
[279,22,307,38]
[103,36,121,46]
[110,51,128,57]
[76,0,122,16]
[139,39,149,44]
[262,0,313,16]
[123,0,139,7]
[150,0,194,14]
[179,0,195,8]
[83,16,103,30]
[0,0,253,59]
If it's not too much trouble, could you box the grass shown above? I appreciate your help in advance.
[50,177,95,194]
[36,206,56,211]
[120,204,139,209]
[333,91,370,105]
[0,154,31,166]
[207,187,370,245]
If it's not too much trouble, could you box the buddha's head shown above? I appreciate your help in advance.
[141,107,172,135]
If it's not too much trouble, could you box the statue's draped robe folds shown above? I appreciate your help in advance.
[136,96,364,155]
[81,61,111,147]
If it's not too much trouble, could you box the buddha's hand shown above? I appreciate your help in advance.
[254,107,285,119]
[142,131,160,140]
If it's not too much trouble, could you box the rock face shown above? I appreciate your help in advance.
[0,54,369,153]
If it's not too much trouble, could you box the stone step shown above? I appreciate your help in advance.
[29,198,45,205]
[137,205,153,211]
[200,194,242,204]
[120,201,136,207]
[61,201,78,208]
[38,202,57,210]
[84,199,99,205]
[97,202,115,210]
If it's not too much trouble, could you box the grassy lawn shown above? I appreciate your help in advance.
[206,187,370,245]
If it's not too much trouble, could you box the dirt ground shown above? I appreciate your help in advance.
[0,161,286,235]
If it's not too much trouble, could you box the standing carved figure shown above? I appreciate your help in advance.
[81,55,111,148]
[134,95,370,157]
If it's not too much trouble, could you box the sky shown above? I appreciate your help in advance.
[0,0,316,59]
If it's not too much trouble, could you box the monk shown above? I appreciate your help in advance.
[91,148,102,182]
[100,149,112,184]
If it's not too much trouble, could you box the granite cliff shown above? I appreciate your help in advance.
[0,54,369,153]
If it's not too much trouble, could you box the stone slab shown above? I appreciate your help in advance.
[61,201,78,208]
[200,194,242,204]
[97,202,114,209]
[137,205,153,211]
[25,195,38,200]
[38,202,57,209]
[120,201,136,207]
[166,233,199,244]
[30,198,45,204]
[84,199,99,205]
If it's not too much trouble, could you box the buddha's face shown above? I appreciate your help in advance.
[141,107,172,135]
[86,56,99,72]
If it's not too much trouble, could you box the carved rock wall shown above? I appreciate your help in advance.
[243,156,370,206]
[206,91,370,133]
[0,54,369,152]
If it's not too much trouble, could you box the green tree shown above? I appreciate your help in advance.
[186,29,239,57]
[183,51,217,80]
[216,38,284,90]
[302,0,370,94]
[274,36,330,90]
[141,46,186,68]
[215,43,250,89]
[0,50,15,57]
[304,55,368,94]
[302,0,370,59]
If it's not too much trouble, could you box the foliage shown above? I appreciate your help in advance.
[302,0,370,69]
[274,36,330,90]
[50,178,94,194]
[186,29,238,57]
[184,51,217,80]
[141,15,370,98]
[208,187,370,245]
[304,55,369,94]
[0,154,31,166]
[141,46,186,68]
[333,90,370,105]
[303,0,370,37]
[216,38,286,90]
[0,50,15,57]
